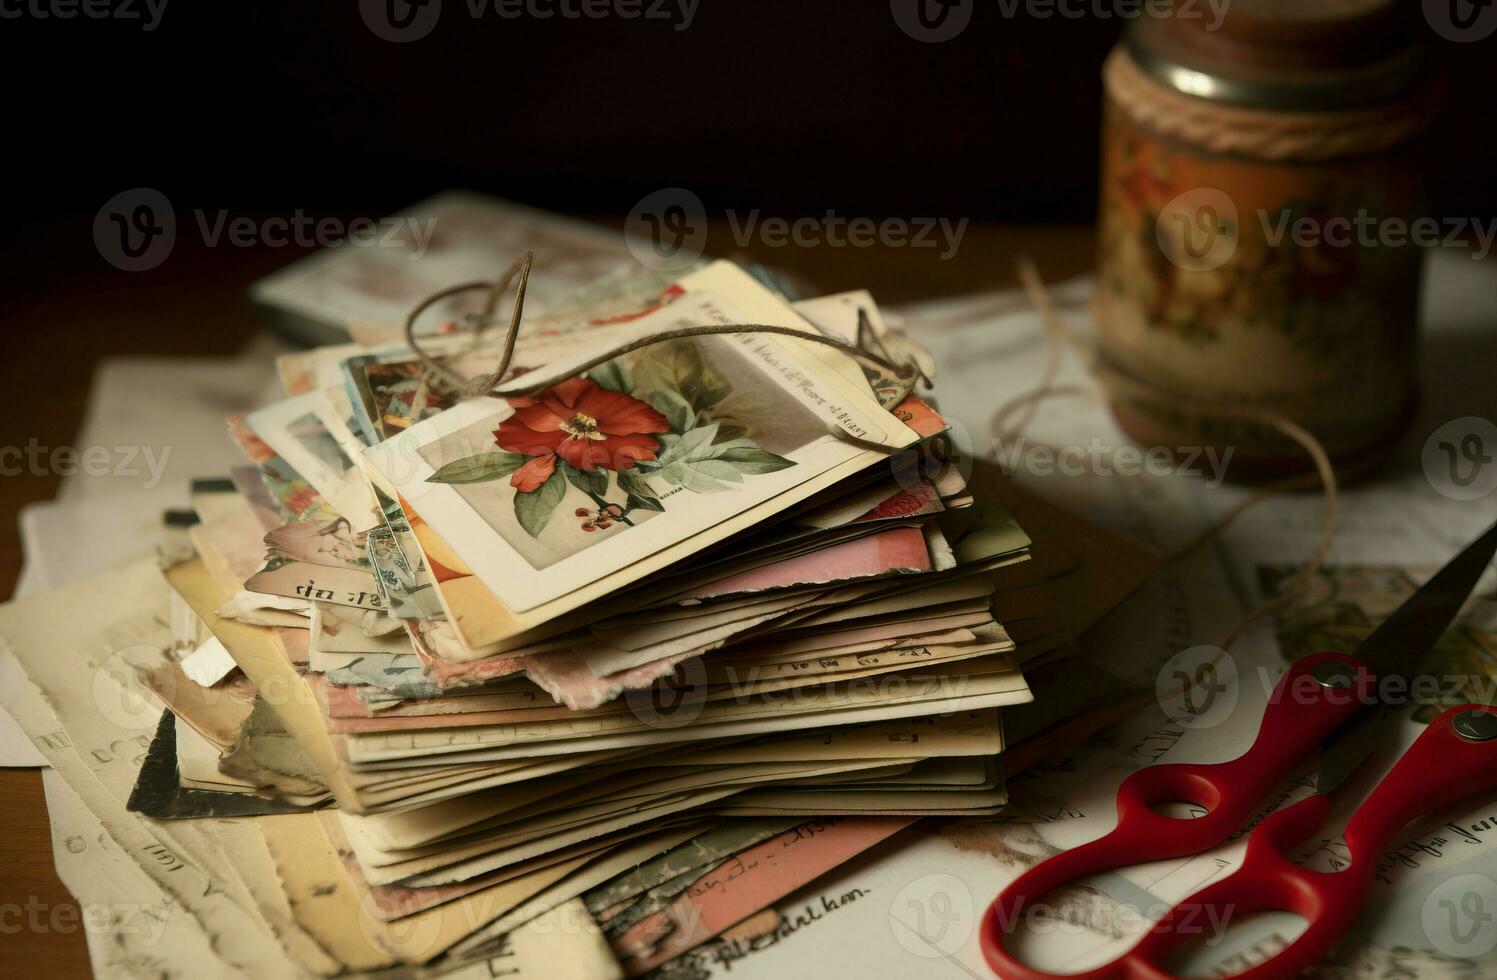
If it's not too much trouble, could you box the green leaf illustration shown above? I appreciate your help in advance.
[427,452,528,485]
[653,424,720,468]
[617,470,665,512]
[663,466,736,494]
[513,466,567,537]
[712,444,796,474]
[701,413,748,443]
[631,339,732,415]
[625,493,665,513]
[689,459,747,485]
[561,461,609,498]
[645,387,697,435]
[639,424,798,495]
[653,428,730,493]
[589,359,632,394]
[656,427,779,493]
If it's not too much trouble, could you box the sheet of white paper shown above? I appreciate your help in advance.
[60,337,286,504]
[0,549,47,767]
[4,487,191,765]
[39,767,242,979]
[180,635,240,688]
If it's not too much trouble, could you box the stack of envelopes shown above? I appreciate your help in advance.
[1,257,1111,976]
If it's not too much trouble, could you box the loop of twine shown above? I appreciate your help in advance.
[1000,259,1339,656]
[402,250,929,411]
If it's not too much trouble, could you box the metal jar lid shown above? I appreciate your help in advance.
[1126,0,1430,112]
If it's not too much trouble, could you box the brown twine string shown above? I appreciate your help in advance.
[1000,259,1339,655]
[402,250,929,411]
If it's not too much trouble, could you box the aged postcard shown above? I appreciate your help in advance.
[367,277,916,615]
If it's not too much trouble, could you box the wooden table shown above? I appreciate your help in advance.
[0,215,1094,976]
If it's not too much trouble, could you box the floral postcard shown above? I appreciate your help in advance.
[248,393,380,531]
[226,414,335,524]
[364,274,915,616]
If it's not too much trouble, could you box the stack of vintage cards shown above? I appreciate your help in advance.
[0,252,1128,978]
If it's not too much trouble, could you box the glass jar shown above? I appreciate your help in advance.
[1096,0,1439,478]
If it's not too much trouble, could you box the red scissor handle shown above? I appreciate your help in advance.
[1125,703,1497,979]
[984,701,1497,980]
[981,652,1373,980]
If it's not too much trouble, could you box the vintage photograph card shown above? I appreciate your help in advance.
[366,277,916,614]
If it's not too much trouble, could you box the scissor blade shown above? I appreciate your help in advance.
[1347,520,1497,684]
[1317,520,1497,795]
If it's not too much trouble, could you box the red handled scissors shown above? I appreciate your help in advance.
[982,521,1497,980]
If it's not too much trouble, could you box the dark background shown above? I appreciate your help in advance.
[5,0,1496,319]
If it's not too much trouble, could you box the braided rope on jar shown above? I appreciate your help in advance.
[1103,48,1434,162]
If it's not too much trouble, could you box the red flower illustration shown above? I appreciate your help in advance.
[284,485,320,515]
[495,377,669,492]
